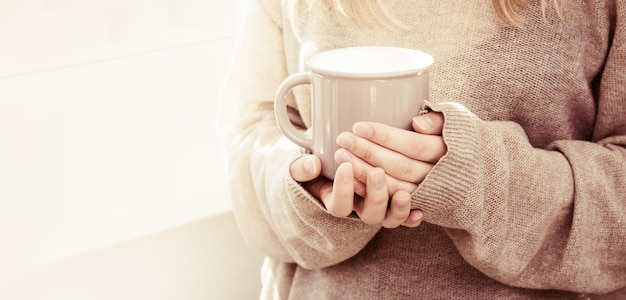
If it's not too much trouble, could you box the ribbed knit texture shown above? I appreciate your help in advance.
[218,0,626,298]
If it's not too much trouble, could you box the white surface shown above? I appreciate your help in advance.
[0,212,265,300]
[0,0,235,77]
[0,0,239,282]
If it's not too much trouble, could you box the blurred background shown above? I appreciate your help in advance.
[0,0,264,299]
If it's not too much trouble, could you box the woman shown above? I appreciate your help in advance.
[218,0,626,298]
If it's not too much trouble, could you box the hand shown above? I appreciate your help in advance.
[290,155,423,228]
[335,112,447,196]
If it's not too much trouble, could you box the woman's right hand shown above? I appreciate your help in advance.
[290,155,423,228]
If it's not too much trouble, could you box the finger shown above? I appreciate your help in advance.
[347,123,447,164]
[336,133,435,184]
[334,148,367,198]
[356,168,389,225]
[335,148,418,196]
[290,154,322,182]
[413,112,444,135]
[325,162,355,218]
[301,177,332,201]
[402,209,424,228]
[381,190,411,228]
[353,179,367,199]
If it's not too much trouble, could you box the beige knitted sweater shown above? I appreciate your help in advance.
[218,0,626,298]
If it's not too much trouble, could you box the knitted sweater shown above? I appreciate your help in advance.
[218,0,626,298]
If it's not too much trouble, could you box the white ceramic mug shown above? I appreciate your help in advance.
[274,46,434,179]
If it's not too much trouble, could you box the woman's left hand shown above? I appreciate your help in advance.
[335,112,447,197]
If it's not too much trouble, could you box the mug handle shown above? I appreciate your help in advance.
[274,72,313,150]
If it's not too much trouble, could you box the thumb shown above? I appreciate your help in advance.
[412,112,444,135]
[290,154,322,182]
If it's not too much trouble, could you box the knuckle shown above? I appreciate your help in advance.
[360,147,374,162]
[393,159,417,180]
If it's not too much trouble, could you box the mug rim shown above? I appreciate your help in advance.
[307,46,434,78]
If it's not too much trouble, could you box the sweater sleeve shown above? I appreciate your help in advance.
[217,0,380,270]
[412,6,626,294]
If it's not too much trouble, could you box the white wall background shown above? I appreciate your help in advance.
[0,0,240,283]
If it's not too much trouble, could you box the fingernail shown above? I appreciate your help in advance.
[413,115,434,131]
[411,210,424,222]
[303,155,316,175]
[353,122,373,138]
[336,132,354,150]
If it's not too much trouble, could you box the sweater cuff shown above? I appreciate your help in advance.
[411,102,482,222]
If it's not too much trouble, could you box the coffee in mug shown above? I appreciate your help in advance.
[274,46,434,179]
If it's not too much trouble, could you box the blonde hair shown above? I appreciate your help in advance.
[290,0,565,28]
